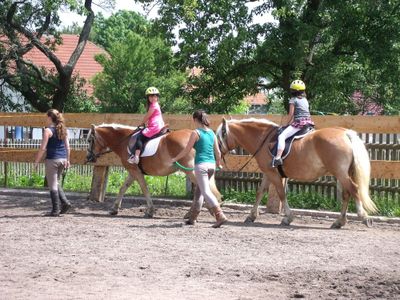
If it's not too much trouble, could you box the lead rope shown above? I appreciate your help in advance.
[174,161,221,171]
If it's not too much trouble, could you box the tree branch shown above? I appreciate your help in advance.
[4,77,50,112]
[7,2,65,76]
[66,0,94,73]
[36,12,51,38]
[17,57,60,89]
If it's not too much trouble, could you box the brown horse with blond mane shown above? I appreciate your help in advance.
[86,124,221,217]
[216,118,377,228]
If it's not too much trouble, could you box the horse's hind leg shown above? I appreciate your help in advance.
[331,182,350,229]
[338,176,371,227]
[135,172,154,218]
[110,173,135,215]
[245,175,270,223]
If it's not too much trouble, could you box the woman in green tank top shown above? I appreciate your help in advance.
[172,110,228,228]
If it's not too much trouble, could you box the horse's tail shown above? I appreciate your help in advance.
[346,130,377,214]
[210,172,222,203]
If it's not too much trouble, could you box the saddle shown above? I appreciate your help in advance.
[270,124,315,159]
[127,125,170,157]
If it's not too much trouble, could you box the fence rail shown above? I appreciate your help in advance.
[0,113,399,206]
[1,135,399,201]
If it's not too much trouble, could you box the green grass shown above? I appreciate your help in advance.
[0,169,188,198]
[1,170,399,217]
[221,188,400,217]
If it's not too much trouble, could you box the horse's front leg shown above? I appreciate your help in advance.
[135,171,154,218]
[269,176,293,225]
[245,175,269,223]
[110,173,135,215]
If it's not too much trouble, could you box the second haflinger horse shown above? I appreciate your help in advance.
[86,124,221,217]
[216,118,377,228]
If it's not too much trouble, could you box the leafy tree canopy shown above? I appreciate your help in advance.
[136,0,400,115]
[92,31,189,113]
[91,10,154,50]
[0,0,103,112]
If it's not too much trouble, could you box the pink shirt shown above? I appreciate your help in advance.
[142,102,165,138]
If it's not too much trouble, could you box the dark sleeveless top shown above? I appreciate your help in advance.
[46,127,67,159]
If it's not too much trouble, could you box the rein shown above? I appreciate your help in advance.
[88,133,113,161]
[87,125,147,162]
[236,126,277,172]
[87,129,132,162]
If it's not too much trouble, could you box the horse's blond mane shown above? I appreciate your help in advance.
[216,117,277,150]
[97,123,137,130]
[228,118,278,127]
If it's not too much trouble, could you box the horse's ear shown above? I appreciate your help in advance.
[222,117,226,125]
[91,124,95,130]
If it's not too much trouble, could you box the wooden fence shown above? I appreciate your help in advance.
[216,133,400,202]
[0,113,399,211]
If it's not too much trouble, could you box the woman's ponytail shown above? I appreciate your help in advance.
[192,109,210,127]
[47,109,67,140]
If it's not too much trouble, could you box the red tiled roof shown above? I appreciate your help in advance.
[245,93,268,105]
[22,34,106,95]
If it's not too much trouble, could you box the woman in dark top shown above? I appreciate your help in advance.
[34,109,71,216]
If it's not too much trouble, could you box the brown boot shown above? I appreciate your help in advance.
[211,206,228,228]
[185,210,200,225]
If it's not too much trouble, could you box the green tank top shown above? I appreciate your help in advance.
[194,128,216,164]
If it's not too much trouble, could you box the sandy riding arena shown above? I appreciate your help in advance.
[1,189,399,300]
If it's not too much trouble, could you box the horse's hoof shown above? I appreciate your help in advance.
[183,211,191,219]
[244,216,255,224]
[109,210,118,216]
[330,222,342,229]
[144,209,154,218]
[280,217,292,226]
[362,218,373,228]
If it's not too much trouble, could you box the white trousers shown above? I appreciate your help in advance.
[277,125,301,152]
[194,162,219,210]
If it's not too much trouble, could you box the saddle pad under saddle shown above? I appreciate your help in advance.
[271,125,315,159]
[127,133,164,157]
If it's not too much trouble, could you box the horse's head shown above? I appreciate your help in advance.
[86,124,110,163]
[216,117,238,156]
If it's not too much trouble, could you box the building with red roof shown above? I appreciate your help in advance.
[22,34,106,95]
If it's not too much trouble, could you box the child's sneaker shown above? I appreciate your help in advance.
[128,155,140,164]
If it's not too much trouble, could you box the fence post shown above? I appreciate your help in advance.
[336,181,343,202]
[89,166,109,202]
[4,162,8,187]
[266,183,282,214]
[185,175,193,197]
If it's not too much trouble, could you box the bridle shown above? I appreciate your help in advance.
[85,128,113,163]
[218,120,277,172]
[218,121,232,166]
[86,125,145,163]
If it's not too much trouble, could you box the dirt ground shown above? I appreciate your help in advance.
[1,189,400,300]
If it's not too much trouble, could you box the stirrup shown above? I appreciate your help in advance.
[271,157,283,168]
